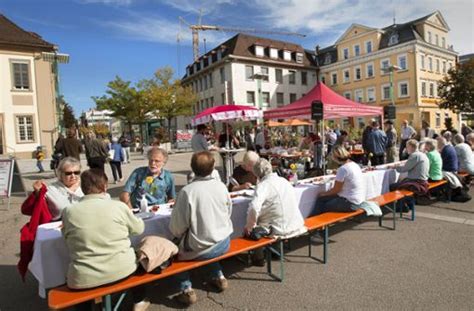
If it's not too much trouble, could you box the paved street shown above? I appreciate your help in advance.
[0,152,473,310]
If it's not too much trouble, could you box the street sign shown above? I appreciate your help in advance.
[311,100,323,120]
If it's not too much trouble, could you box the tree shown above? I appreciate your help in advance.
[93,76,156,139]
[438,59,474,113]
[60,96,77,128]
[141,67,197,142]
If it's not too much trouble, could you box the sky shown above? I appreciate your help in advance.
[2,0,473,116]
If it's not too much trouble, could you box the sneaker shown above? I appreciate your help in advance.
[209,276,228,292]
[176,288,197,305]
[114,180,118,184]
[133,300,150,311]
[119,177,124,182]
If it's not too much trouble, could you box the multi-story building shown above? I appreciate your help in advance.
[317,10,458,131]
[0,15,65,158]
[181,33,317,129]
[80,109,123,137]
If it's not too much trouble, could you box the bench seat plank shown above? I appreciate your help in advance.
[304,209,364,231]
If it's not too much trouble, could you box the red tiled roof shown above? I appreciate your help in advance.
[0,14,55,50]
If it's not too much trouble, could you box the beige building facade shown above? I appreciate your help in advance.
[317,11,458,132]
[0,15,61,158]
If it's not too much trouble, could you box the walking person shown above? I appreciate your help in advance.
[84,131,108,172]
[399,120,416,160]
[384,120,398,163]
[55,128,83,161]
[366,121,387,166]
[35,146,45,173]
[120,134,131,164]
[109,137,124,184]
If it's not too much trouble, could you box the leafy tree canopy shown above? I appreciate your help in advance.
[438,59,474,113]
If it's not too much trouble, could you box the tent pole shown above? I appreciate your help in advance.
[321,120,326,175]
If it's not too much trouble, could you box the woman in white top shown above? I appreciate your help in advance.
[313,146,366,215]
[32,157,84,220]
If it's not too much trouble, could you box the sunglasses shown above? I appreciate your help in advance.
[63,171,81,176]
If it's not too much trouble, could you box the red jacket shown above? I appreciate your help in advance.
[18,185,52,281]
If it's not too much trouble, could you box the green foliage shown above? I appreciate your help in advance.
[60,96,77,128]
[438,59,474,113]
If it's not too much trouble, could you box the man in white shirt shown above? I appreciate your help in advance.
[399,120,416,160]
[419,121,436,140]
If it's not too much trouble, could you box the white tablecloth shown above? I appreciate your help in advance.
[29,168,399,298]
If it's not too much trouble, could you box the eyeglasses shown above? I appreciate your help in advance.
[64,171,81,176]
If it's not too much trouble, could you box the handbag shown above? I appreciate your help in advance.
[107,149,115,160]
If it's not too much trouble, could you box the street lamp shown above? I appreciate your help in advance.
[381,65,401,107]
[250,72,268,125]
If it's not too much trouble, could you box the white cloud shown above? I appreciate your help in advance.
[78,0,133,5]
[254,0,474,54]
[161,0,235,15]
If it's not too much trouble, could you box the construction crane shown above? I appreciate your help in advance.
[178,17,306,62]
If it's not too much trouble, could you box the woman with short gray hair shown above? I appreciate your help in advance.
[453,134,474,174]
[423,139,443,181]
[229,151,260,191]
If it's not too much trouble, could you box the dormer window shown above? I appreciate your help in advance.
[283,50,292,61]
[324,53,332,65]
[200,58,205,69]
[208,55,212,65]
[217,49,222,60]
[270,48,278,59]
[255,45,264,57]
[388,33,399,46]
[296,52,304,63]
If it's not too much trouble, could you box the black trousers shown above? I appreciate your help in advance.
[371,154,385,166]
[88,157,106,172]
[109,161,122,181]
[399,139,409,160]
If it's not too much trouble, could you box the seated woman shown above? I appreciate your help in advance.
[423,139,443,181]
[62,169,148,311]
[453,134,474,175]
[121,147,176,210]
[229,151,259,192]
[27,157,84,221]
[313,146,366,215]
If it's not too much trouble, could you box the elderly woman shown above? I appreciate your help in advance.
[121,147,176,210]
[423,139,443,181]
[314,146,366,215]
[453,134,474,175]
[245,158,306,238]
[29,157,84,221]
[108,137,124,184]
[62,169,149,311]
[229,151,259,191]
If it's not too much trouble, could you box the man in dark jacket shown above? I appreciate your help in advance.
[84,132,108,172]
[55,128,83,161]
[366,121,387,166]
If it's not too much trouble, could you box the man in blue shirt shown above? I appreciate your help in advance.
[436,136,458,173]
[120,147,176,210]
[366,121,387,166]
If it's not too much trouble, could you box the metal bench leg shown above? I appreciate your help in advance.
[102,294,112,311]
[308,233,312,258]
[113,292,127,311]
[266,241,284,282]
[411,203,415,221]
[392,202,396,230]
[323,226,328,264]
[378,212,383,227]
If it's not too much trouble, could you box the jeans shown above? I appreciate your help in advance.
[122,147,130,163]
[313,195,357,215]
[176,236,230,291]
[36,161,44,172]
[109,161,122,181]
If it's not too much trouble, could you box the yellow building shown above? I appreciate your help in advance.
[317,11,458,132]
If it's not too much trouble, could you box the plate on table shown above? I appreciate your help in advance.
[135,212,155,220]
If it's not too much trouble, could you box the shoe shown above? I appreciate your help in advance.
[114,180,118,184]
[133,300,150,311]
[176,288,197,305]
[119,177,124,182]
[209,276,228,292]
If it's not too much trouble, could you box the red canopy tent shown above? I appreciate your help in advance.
[263,82,383,120]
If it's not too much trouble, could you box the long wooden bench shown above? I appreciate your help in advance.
[48,237,280,311]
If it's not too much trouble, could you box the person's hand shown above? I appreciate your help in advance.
[243,226,252,237]
[243,182,252,190]
[33,180,43,193]
[167,199,175,205]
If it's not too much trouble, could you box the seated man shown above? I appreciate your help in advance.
[423,139,443,181]
[313,146,366,215]
[436,136,458,173]
[62,169,149,311]
[389,139,430,212]
[170,151,233,306]
[121,148,175,210]
[453,134,474,175]
[229,151,259,192]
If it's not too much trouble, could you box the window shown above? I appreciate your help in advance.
[343,48,349,60]
[398,54,407,70]
[208,73,213,88]
[343,91,351,99]
[428,57,433,71]
[246,91,255,104]
[434,82,438,97]
[398,81,409,97]
[220,67,225,83]
[296,53,304,64]
[428,31,432,43]
[367,87,376,102]
[210,96,214,106]
[301,71,307,85]
[245,65,254,80]
[221,93,225,105]
[421,82,426,96]
[270,48,278,59]
[276,92,284,107]
[290,93,297,103]
[289,70,296,84]
[255,45,264,57]
[275,69,283,83]
[435,34,439,46]
[262,92,270,107]
[429,83,434,97]
[331,73,337,85]
[12,62,30,90]
[283,50,292,61]
[321,76,326,84]
[442,37,446,48]
[366,63,374,78]
[442,61,446,74]
[354,89,364,102]
[445,112,449,120]
[435,112,441,127]
[381,58,390,71]
[388,33,399,46]
[198,79,202,92]
[261,67,269,82]
[448,62,453,70]
[354,44,360,57]
[16,115,34,142]
[343,69,350,83]
[324,53,332,64]
[203,76,208,90]
[420,55,425,69]
[382,84,391,100]
[366,41,372,53]
[436,59,440,72]
[354,66,361,80]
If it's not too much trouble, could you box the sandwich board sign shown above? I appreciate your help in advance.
[0,159,26,209]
